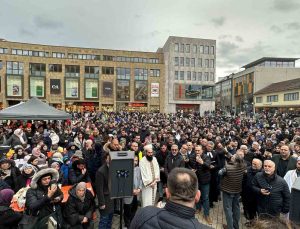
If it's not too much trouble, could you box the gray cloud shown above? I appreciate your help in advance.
[218,41,239,56]
[235,36,244,42]
[270,25,283,33]
[19,28,34,37]
[286,22,300,30]
[272,0,300,12]
[211,16,226,27]
[33,15,63,29]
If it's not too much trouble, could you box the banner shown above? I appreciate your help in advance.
[85,79,98,98]
[7,75,22,96]
[66,78,79,98]
[151,83,159,97]
[30,77,44,97]
[102,81,113,97]
[50,79,61,94]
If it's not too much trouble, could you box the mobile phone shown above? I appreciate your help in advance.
[265,186,272,192]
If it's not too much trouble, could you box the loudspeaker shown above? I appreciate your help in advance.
[290,177,300,224]
[109,151,134,199]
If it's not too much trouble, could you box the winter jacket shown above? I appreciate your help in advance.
[5,134,27,148]
[189,153,211,185]
[272,154,297,177]
[64,186,95,228]
[252,171,290,216]
[0,160,20,192]
[68,162,91,185]
[130,200,210,229]
[164,153,185,177]
[0,206,22,229]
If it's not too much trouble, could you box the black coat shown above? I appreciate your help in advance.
[64,187,95,228]
[0,206,22,229]
[130,201,210,229]
[68,163,92,185]
[164,153,185,177]
[252,172,290,216]
[1,165,20,192]
[95,164,114,215]
[15,172,33,192]
[189,153,211,185]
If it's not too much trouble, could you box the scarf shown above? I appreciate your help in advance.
[14,129,26,145]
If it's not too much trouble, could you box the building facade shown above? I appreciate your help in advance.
[232,57,300,114]
[0,40,165,112]
[254,78,300,113]
[215,74,233,114]
[162,36,216,114]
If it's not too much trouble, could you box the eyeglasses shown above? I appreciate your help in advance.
[171,149,178,151]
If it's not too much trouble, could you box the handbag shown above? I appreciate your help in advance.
[18,214,39,229]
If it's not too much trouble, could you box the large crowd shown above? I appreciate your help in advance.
[0,111,299,229]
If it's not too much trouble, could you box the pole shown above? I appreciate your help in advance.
[119,198,123,229]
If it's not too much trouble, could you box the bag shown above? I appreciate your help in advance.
[18,214,39,229]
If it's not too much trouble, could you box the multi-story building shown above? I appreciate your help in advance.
[0,39,165,112]
[254,78,300,113]
[232,57,300,114]
[215,74,233,114]
[162,36,216,114]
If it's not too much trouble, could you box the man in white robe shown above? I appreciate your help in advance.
[140,145,160,207]
[284,156,300,191]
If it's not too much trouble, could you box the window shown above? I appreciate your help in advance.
[205,59,209,68]
[6,61,24,75]
[204,72,209,81]
[52,52,65,58]
[85,79,98,99]
[180,43,184,53]
[192,72,197,81]
[198,72,202,81]
[193,45,197,53]
[175,43,179,52]
[210,59,214,68]
[0,61,3,70]
[102,67,114,75]
[149,58,159,64]
[267,95,278,102]
[134,68,148,80]
[29,63,46,76]
[85,66,100,78]
[210,46,215,55]
[175,71,179,80]
[210,72,214,81]
[256,97,262,103]
[180,71,184,80]
[0,48,8,54]
[186,58,190,67]
[187,71,191,80]
[191,58,195,67]
[180,57,184,66]
[49,64,62,72]
[202,86,214,99]
[117,68,131,80]
[65,78,79,98]
[174,57,179,66]
[198,58,202,67]
[199,45,204,54]
[117,80,130,101]
[185,44,190,53]
[30,77,45,97]
[204,46,209,54]
[65,65,80,77]
[103,55,114,61]
[150,69,160,77]
[6,75,22,97]
[135,81,148,101]
[284,92,299,101]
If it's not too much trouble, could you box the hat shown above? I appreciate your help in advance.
[52,152,63,160]
[50,161,60,168]
[21,163,35,171]
[71,150,83,159]
[57,147,64,153]
[0,189,14,206]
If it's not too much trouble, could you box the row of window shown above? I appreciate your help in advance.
[4,62,160,78]
[257,61,295,68]
[256,92,299,103]
[174,71,214,82]
[1,48,160,63]
[174,57,214,68]
[174,43,215,55]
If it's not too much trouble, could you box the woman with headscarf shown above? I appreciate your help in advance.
[0,188,23,229]
[27,155,40,172]
[64,182,95,229]
[5,128,28,148]
[0,159,20,192]
[31,147,47,166]
[15,163,36,192]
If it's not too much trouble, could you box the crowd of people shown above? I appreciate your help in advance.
[0,111,299,229]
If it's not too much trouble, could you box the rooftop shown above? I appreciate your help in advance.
[242,57,299,69]
[254,78,300,95]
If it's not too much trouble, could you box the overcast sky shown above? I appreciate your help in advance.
[1,0,300,80]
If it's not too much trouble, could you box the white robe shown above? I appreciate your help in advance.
[140,156,160,207]
[284,169,298,192]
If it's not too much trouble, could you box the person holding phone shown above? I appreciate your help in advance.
[68,158,91,185]
[252,160,290,217]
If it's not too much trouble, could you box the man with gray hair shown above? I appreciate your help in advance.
[164,144,185,178]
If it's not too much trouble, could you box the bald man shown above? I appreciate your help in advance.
[252,160,290,217]
[242,158,262,224]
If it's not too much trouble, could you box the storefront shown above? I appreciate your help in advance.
[116,102,148,112]
[65,102,99,112]
[176,104,200,113]
[101,104,114,112]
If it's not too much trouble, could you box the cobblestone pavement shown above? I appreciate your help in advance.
[94,200,248,229]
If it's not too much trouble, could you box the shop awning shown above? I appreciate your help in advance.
[0,97,72,120]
